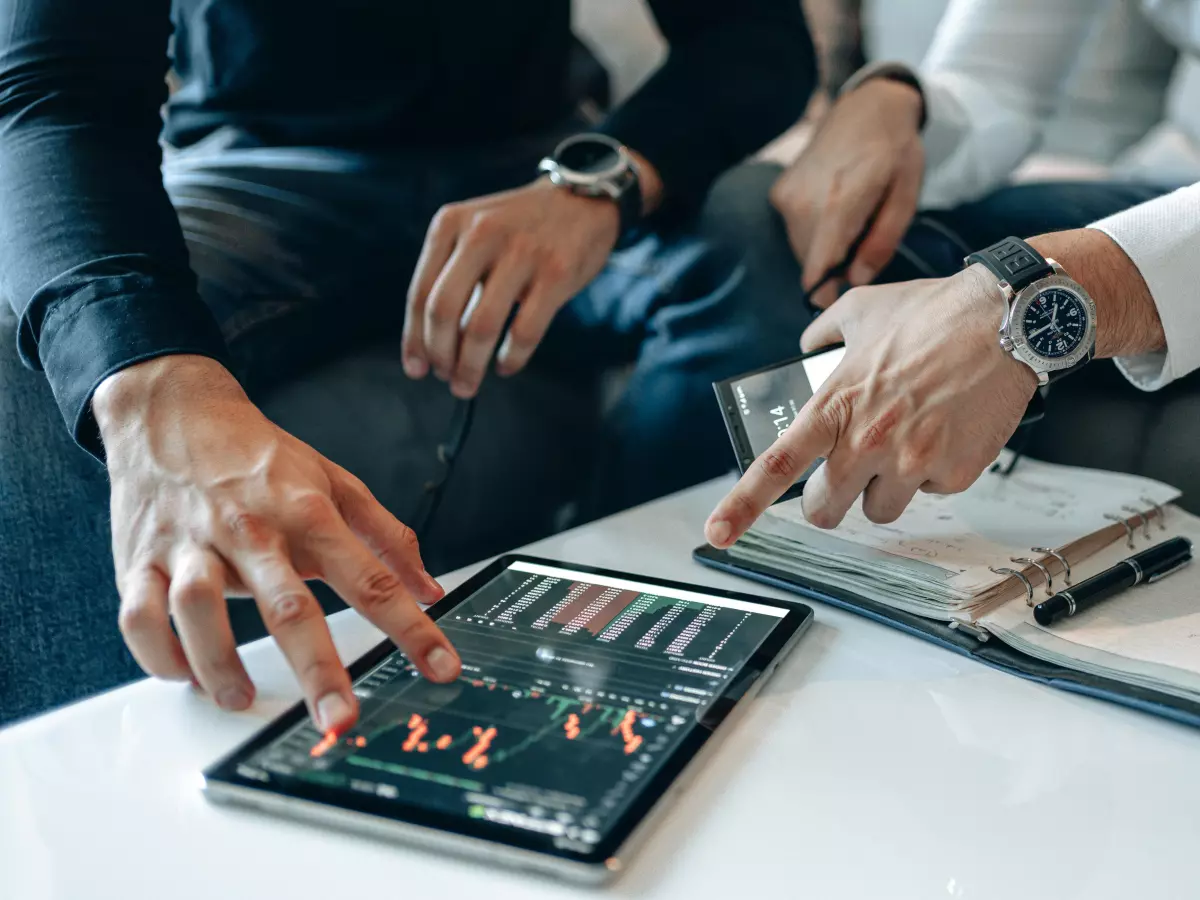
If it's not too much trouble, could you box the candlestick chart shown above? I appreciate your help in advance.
[245,562,783,846]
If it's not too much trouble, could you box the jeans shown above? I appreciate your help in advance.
[717,163,1200,506]
[0,131,811,726]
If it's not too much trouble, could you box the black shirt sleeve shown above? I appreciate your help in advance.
[0,0,231,460]
[597,0,817,219]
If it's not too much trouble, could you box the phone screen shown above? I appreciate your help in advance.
[729,346,845,457]
[712,346,846,498]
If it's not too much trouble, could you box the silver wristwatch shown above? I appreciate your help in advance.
[538,133,642,247]
[966,237,1097,386]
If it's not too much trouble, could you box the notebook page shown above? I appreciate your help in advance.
[978,506,1200,701]
[763,453,1179,596]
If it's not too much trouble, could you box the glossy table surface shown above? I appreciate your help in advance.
[3,479,1198,900]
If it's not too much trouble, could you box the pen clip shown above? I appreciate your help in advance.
[1147,557,1192,584]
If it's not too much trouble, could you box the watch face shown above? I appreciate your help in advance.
[1020,287,1089,359]
[557,137,622,177]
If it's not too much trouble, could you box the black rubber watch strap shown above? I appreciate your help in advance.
[613,164,644,251]
[1046,350,1093,383]
[965,236,1054,291]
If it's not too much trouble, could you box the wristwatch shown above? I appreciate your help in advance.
[966,237,1097,386]
[538,133,643,248]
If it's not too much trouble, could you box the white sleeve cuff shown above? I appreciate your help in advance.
[1089,183,1200,391]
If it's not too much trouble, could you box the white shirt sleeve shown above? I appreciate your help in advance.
[914,0,1102,208]
[1090,184,1200,390]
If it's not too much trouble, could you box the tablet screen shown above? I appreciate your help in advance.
[217,559,792,857]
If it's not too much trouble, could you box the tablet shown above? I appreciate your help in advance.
[203,555,812,883]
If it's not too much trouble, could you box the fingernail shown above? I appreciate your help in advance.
[403,356,428,379]
[450,381,475,400]
[425,646,460,682]
[317,692,354,732]
[706,519,731,547]
[848,261,876,285]
[424,573,445,600]
[216,685,251,711]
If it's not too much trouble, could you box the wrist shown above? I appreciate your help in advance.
[93,354,244,442]
[531,176,620,244]
[961,263,1041,394]
[626,149,663,217]
[1027,229,1165,359]
[855,77,924,134]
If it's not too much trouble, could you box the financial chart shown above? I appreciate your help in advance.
[240,561,785,848]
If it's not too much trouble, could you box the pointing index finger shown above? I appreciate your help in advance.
[705,398,839,548]
[312,521,462,684]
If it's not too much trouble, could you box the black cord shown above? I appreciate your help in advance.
[411,397,477,541]
[992,418,1038,477]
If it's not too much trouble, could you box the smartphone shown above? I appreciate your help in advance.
[713,344,845,503]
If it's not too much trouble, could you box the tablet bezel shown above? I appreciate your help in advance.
[202,554,812,871]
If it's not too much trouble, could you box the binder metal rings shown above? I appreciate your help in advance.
[1031,547,1071,584]
[1123,505,1152,540]
[1012,556,1052,595]
[990,566,1035,607]
[1104,512,1136,550]
[1141,496,1168,531]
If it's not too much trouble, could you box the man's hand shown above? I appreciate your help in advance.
[770,78,924,308]
[705,265,1038,545]
[402,179,620,399]
[93,355,461,734]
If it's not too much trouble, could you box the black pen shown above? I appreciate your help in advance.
[1033,536,1193,627]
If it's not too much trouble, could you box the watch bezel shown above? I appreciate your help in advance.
[537,134,632,196]
[1005,275,1097,372]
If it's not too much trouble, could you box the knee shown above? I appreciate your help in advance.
[699,162,789,257]
[692,162,811,339]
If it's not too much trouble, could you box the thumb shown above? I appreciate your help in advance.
[800,306,845,354]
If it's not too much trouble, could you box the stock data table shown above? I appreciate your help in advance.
[4,478,1200,900]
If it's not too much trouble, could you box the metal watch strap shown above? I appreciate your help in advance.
[965,236,1055,292]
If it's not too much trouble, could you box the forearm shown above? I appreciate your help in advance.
[0,0,228,458]
[600,0,815,216]
[1028,229,1164,360]
[916,0,1098,206]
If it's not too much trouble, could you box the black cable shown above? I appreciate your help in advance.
[410,397,477,541]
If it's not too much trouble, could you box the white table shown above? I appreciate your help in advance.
[3,479,1198,900]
